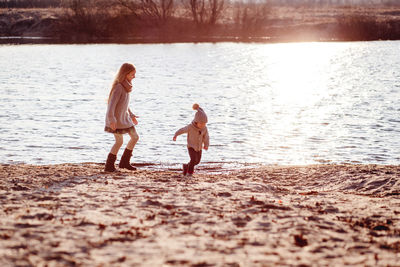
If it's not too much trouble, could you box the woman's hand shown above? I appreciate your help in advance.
[110,122,117,131]
[204,145,208,151]
[173,136,177,141]
[131,115,138,125]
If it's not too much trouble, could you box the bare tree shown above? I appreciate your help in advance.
[117,0,175,25]
[234,0,270,36]
[116,0,141,18]
[209,0,224,25]
[186,0,224,26]
[61,0,113,37]
[143,0,174,22]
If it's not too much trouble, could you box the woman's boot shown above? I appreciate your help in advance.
[104,153,117,172]
[119,148,136,170]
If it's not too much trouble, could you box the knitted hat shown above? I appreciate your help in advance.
[192,103,208,123]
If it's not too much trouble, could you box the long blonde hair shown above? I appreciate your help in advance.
[108,63,136,103]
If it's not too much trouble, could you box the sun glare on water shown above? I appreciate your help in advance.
[264,42,344,104]
[245,42,353,164]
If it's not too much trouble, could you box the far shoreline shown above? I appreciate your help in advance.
[3,5,400,45]
[1,35,398,45]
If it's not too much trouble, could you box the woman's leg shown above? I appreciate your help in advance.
[110,134,123,155]
[105,133,123,172]
[126,128,139,150]
[119,128,139,170]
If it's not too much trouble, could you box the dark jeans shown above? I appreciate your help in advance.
[187,147,202,174]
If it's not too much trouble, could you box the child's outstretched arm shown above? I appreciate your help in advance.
[203,127,210,150]
[173,126,189,141]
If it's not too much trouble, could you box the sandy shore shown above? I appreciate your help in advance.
[0,163,399,266]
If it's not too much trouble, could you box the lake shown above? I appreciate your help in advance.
[1,41,399,169]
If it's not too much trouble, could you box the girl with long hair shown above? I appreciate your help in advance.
[104,63,139,172]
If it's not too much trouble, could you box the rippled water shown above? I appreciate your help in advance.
[1,41,399,167]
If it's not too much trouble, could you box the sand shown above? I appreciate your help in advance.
[0,163,399,266]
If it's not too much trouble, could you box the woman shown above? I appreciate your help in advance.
[104,63,139,172]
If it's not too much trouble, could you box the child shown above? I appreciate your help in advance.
[104,63,139,172]
[173,104,209,176]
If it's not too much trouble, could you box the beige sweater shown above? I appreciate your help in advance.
[175,123,209,152]
[105,83,135,129]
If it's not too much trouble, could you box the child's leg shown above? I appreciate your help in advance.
[194,150,202,166]
[111,134,124,155]
[187,148,202,174]
[187,148,196,174]
[126,128,139,150]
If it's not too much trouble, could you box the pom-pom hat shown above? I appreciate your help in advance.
[192,103,208,123]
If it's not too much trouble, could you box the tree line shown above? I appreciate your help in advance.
[2,0,400,42]
[2,0,400,8]
[53,0,273,41]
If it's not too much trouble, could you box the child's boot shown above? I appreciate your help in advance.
[187,164,194,177]
[105,153,117,172]
[183,164,188,176]
[119,148,137,170]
